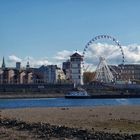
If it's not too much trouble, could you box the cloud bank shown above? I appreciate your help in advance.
[7,55,51,68]
[84,43,140,65]
[3,43,140,69]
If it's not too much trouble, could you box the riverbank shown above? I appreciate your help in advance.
[1,106,140,134]
[1,118,140,140]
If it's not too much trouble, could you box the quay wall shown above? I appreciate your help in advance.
[0,84,140,98]
[0,84,74,93]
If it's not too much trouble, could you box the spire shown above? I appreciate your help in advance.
[2,56,5,69]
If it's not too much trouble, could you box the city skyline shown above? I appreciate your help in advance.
[1,0,140,67]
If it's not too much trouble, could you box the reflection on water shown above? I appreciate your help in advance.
[116,99,130,105]
[0,98,140,109]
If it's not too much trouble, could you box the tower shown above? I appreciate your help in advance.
[70,52,83,85]
[26,61,30,69]
[1,57,6,69]
[16,62,21,70]
[26,57,30,69]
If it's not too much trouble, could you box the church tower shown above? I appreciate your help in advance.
[1,57,6,69]
[26,61,30,69]
[26,57,30,69]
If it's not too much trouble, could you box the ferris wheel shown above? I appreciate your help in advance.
[82,35,125,83]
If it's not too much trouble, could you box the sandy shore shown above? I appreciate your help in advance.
[1,105,140,134]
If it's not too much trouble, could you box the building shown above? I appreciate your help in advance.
[108,64,140,83]
[70,52,83,85]
[0,69,3,84]
[0,58,34,84]
[33,66,47,83]
[16,62,21,70]
[19,71,26,84]
[0,57,66,85]
[109,65,121,81]
[46,65,65,84]
[33,65,66,84]
[27,72,33,84]
[56,67,66,83]
[118,64,140,82]
[62,60,71,81]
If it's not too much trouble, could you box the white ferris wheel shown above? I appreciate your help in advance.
[82,35,125,83]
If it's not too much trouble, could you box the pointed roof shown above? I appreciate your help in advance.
[2,56,5,69]
[70,52,82,58]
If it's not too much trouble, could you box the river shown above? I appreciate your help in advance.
[0,98,140,109]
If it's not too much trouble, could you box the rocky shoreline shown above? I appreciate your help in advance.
[0,118,140,140]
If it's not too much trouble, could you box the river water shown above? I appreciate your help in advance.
[0,98,140,109]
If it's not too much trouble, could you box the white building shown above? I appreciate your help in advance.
[70,52,83,85]
[46,65,57,83]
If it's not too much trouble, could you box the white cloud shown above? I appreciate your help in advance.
[53,50,73,61]
[8,55,22,62]
[7,55,52,68]
[83,43,140,66]
[32,59,51,67]
[123,44,140,63]
[53,50,84,62]
[22,57,52,67]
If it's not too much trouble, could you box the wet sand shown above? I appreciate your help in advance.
[1,105,140,134]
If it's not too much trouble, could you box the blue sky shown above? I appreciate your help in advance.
[0,0,140,67]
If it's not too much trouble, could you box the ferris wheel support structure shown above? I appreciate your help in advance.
[95,57,114,83]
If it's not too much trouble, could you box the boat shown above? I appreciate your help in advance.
[65,88,90,99]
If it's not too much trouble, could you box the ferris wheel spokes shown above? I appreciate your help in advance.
[83,35,125,83]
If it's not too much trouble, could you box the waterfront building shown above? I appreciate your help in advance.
[0,69,3,84]
[34,65,66,84]
[118,64,140,82]
[56,67,66,83]
[108,64,140,83]
[27,72,33,84]
[46,65,57,83]
[62,60,71,81]
[19,71,26,84]
[70,52,83,85]
[46,65,65,84]
[7,69,15,84]
[0,58,34,84]
[33,66,47,83]
[2,56,140,85]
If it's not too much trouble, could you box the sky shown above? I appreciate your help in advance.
[0,0,140,68]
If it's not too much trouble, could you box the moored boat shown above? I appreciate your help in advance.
[65,88,90,99]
